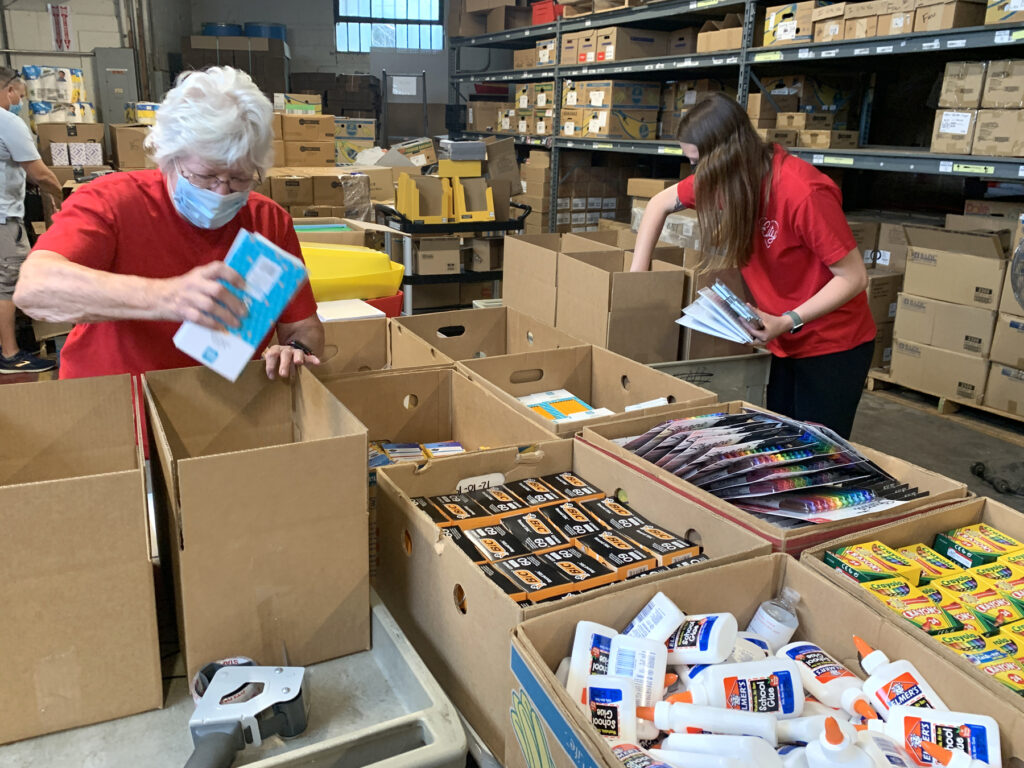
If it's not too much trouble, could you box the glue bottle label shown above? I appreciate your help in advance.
[878,672,936,710]
[783,643,855,684]
[589,633,612,675]
[667,616,718,653]
[903,716,990,764]
[723,670,797,714]
[590,686,625,738]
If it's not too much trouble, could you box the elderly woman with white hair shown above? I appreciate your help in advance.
[14,66,322,381]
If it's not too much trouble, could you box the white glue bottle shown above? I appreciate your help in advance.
[682,657,805,719]
[857,730,915,767]
[638,699,779,745]
[566,621,617,711]
[778,745,809,767]
[867,706,1001,767]
[777,641,877,721]
[665,613,739,665]
[920,740,991,768]
[801,697,841,717]
[805,716,873,768]
[646,748,745,768]
[623,591,686,644]
[746,586,801,652]
[586,674,637,745]
[853,636,948,715]
[609,743,676,768]
[555,657,571,687]
[661,733,784,766]
[727,633,771,663]
[776,714,829,745]
[610,633,667,741]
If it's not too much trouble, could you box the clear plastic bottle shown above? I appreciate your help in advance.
[747,587,801,652]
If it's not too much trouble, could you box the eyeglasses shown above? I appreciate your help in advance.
[176,161,261,193]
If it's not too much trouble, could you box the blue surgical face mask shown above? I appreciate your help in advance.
[8,101,21,116]
[171,171,249,230]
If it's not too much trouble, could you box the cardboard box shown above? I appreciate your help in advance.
[876,8,916,33]
[460,280,499,304]
[813,16,846,40]
[35,122,105,165]
[581,400,967,554]
[696,14,744,52]
[914,0,986,30]
[507,552,1024,768]
[374,437,772,759]
[270,175,314,206]
[890,338,990,402]
[797,129,858,149]
[667,27,699,55]
[758,127,800,145]
[930,108,978,153]
[310,316,391,378]
[334,117,376,140]
[904,225,1008,308]
[985,0,1024,23]
[502,234,561,325]
[108,123,154,169]
[971,108,1024,156]
[764,1,821,45]
[985,362,1024,413]
[875,221,910,271]
[801,497,1024,761]
[847,218,881,261]
[289,204,334,217]
[335,137,375,165]
[872,320,895,368]
[560,30,581,64]
[536,38,557,66]
[1001,260,1024,317]
[991,312,1024,367]
[470,237,503,271]
[939,60,987,109]
[582,80,660,108]
[582,107,658,140]
[281,114,335,142]
[144,364,369,682]
[486,5,532,33]
[626,178,677,198]
[595,27,669,61]
[555,248,686,363]
[844,15,879,38]
[0,376,161,745]
[894,292,998,356]
[273,92,321,114]
[311,174,347,206]
[458,345,716,437]
[411,282,460,310]
[778,111,836,130]
[747,93,800,119]
[284,141,335,166]
[982,60,1024,108]
[514,47,538,70]
[414,236,462,275]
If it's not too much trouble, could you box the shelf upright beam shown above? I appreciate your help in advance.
[737,0,758,106]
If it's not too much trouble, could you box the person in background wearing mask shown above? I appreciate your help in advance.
[0,67,62,373]
[14,66,322,381]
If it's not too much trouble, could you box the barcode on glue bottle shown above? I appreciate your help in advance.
[624,601,667,638]
[614,649,637,676]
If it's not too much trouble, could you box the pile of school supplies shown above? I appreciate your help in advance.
[517,390,614,423]
[369,441,466,468]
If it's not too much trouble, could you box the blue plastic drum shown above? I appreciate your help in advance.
[201,22,244,36]
[243,22,287,40]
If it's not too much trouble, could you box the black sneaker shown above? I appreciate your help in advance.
[0,350,57,374]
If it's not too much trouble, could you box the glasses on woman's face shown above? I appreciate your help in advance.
[176,161,260,193]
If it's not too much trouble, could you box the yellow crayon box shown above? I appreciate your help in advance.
[862,577,961,635]
[933,523,1024,568]
[938,631,1024,695]
[897,543,962,583]
[934,571,1024,634]
[826,541,922,585]
[919,586,988,635]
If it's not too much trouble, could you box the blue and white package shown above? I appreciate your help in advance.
[173,229,308,381]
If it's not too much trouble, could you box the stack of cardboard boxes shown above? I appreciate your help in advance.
[449,0,533,38]
[657,79,735,140]
[932,59,1024,158]
[180,35,289,94]
[334,117,378,164]
[772,0,988,43]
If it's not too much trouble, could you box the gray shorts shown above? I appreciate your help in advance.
[0,218,29,300]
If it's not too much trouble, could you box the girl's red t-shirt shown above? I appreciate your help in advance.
[677,145,876,358]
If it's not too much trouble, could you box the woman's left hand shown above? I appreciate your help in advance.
[263,343,321,380]
[748,307,793,345]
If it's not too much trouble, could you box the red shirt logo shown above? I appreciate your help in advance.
[760,218,780,248]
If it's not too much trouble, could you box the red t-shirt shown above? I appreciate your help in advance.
[34,170,318,379]
[677,145,875,358]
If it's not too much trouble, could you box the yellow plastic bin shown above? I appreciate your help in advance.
[300,242,405,301]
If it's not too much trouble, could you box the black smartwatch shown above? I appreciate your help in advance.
[784,310,804,334]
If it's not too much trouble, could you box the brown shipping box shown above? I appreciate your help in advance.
[281,114,335,142]
[595,27,669,61]
[801,497,1024,761]
[877,7,916,33]
[986,0,1024,23]
[501,234,562,326]
[458,345,717,437]
[414,236,462,276]
[109,123,155,169]
[876,221,911,271]
[893,292,998,356]
[284,141,336,166]
[904,225,1008,308]
[391,306,581,367]
[866,268,904,324]
[890,338,990,403]
[991,312,1024,367]
[144,364,370,682]
[312,316,392,378]
[506,552,1024,768]
[930,108,977,154]
[914,0,986,30]
[35,122,105,164]
[555,249,686,364]
[0,376,161,745]
[844,16,878,39]
[763,1,819,45]
[981,59,1024,108]
[582,400,966,554]
[872,320,895,368]
[971,108,1024,156]
[270,175,314,206]
[938,60,986,108]
[1001,252,1024,318]
[985,362,1024,414]
[374,438,772,759]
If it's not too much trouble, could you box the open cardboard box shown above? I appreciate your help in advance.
[580,401,968,554]
[0,375,161,745]
[458,345,717,437]
[314,316,392,378]
[390,306,583,368]
[508,552,1024,768]
[374,437,772,759]
[801,495,1024,757]
[144,363,369,682]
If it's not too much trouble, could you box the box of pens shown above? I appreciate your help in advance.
[579,401,968,555]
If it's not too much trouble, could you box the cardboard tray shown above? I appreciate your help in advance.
[801,495,1024,755]
[373,437,772,759]
[580,400,968,554]
[508,553,1024,768]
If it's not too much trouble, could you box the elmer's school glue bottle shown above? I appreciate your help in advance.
[857,730,915,767]
[777,714,829,745]
[920,740,991,768]
[638,698,780,744]
[778,745,809,767]
[682,657,805,719]
[665,613,739,665]
[586,675,637,744]
[853,636,948,715]
[805,717,873,768]
[567,621,617,711]
[777,641,877,721]
[623,591,686,644]
[610,633,668,741]
[646,748,746,768]
[609,743,675,768]
[866,706,1001,767]
[661,733,784,765]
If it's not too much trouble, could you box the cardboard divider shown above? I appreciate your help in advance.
[508,553,1024,768]
[801,495,1024,756]
[314,316,393,378]
[458,345,718,437]
[580,401,968,554]
[0,375,161,745]
[143,363,369,682]
[390,306,583,367]
[374,437,771,759]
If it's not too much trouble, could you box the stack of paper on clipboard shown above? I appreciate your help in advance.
[677,280,763,344]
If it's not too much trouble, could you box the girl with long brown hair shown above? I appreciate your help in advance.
[631,93,875,438]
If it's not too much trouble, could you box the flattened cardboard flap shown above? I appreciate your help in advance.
[904,224,1008,259]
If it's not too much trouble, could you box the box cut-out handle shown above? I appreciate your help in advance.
[511,368,543,384]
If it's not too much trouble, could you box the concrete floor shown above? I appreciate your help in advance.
[851,390,1024,512]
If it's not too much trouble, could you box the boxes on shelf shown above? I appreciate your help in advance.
[991,312,1024,367]
[877,4,917,35]
[0,376,160,745]
[374,437,772,760]
[939,60,987,109]
[411,283,461,310]
[284,141,335,166]
[560,30,580,64]
[914,0,986,31]
[777,111,835,129]
[890,339,990,402]
[797,129,859,149]
[982,59,1024,108]
[696,14,744,52]
[487,5,532,33]
[812,3,846,40]
[930,108,978,154]
[757,127,800,145]
[581,80,660,108]
[144,364,370,683]
[270,175,314,206]
[763,1,822,46]
[470,237,503,271]
[746,93,800,120]
[594,27,669,61]
[971,109,1024,156]
[580,400,967,554]
[667,27,699,55]
[414,237,462,276]
[893,293,998,356]
[514,47,538,69]
[536,38,557,66]
[582,107,659,140]
[844,14,878,39]
[904,225,1008,308]
[985,0,1024,23]
[576,30,599,64]
[460,280,500,304]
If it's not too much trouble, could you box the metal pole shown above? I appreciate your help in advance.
[403,237,413,315]
[421,69,428,136]
[0,48,96,57]
[381,68,389,146]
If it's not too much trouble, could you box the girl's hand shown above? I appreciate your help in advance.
[747,305,793,345]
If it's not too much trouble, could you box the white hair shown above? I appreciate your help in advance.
[146,67,274,175]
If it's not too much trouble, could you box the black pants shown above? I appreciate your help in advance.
[766,340,874,439]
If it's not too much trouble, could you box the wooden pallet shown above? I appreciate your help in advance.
[865,367,1024,448]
